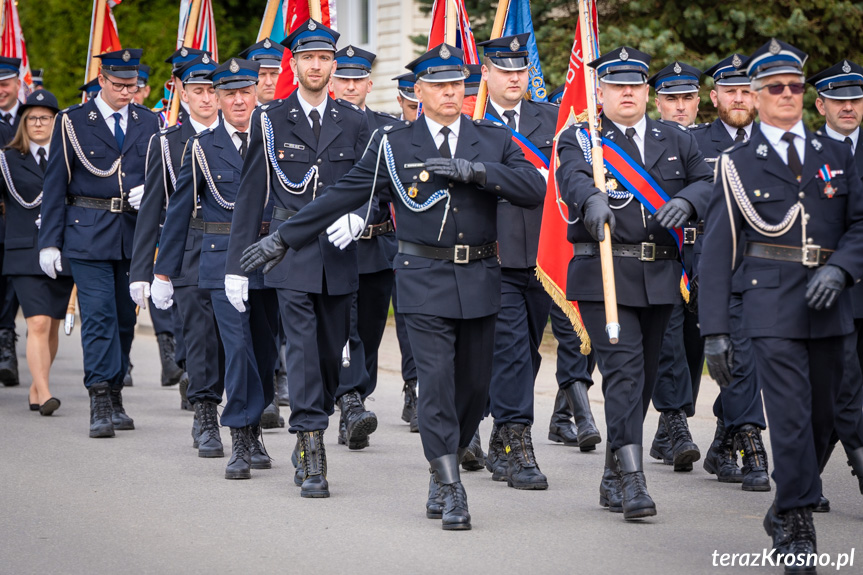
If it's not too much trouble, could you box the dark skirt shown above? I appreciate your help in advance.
[9,275,75,319]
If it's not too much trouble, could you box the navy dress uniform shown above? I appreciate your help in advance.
[130,55,226,420]
[38,49,160,438]
[239,43,546,528]
[700,39,863,562]
[556,46,713,520]
[0,91,74,319]
[224,20,372,489]
[645,61,706,472]
[694,55,769,491]
[164,47,212,127]
[0,55,22,387]
[155,58,278,478]
[808,59,863,494]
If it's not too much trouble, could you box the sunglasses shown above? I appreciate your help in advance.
[757,82,806,96]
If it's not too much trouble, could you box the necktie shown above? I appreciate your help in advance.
[37,147,47,173]
[438,126,452,158]
[781,132,802,180]
[309,109,321,143]
[735,128,746,143]
[1,113,10,124]
[112,112,125,149]
[625,127,637,141]
[845,136,854,148]
[237,132,248,159]
[503,110,518,131]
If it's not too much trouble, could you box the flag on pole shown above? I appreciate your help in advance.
[84,0,123,84]
[272,1,337,100]
[1,0,34,99]
[426,0,479,64]
[535,0,599,353]
[502,0,546,101]
[178,0,218,61]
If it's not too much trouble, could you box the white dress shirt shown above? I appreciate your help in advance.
[29,141,49,164]
[223,121,249,153]
[611,115,647,163]
[93,93,128,136]
[188,116,219,135]
[825,124,859,154]
[1,101,20,123]
[721,120,753,143]
[424,115,460,154]
[489,99,523,132]
[296,92,328,129]
[759,120,806,167]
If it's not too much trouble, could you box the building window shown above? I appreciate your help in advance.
[335,0,375,51]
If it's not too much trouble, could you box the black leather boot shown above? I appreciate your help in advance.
[249,426,272,469]
[0,328,19,386]
[430,454,471,530]
[847,446,863,495]
[736,424,771,492]
[195,401,224,458]
[225,427,252,480]
[500,423,548,490]
[562,381,602,451]
[88,382,115,438]
[485,423,507,481]
[124,362,133,387]
[276,343,290,406]
[548,388,580,445]
[764,505,818,574]
[703,418,743,483]
[649,414,673,465]
[615,444,657,520]
[156,333,184,387]
[260,395,284,429]
[599,448,623,512]
[298,430,329,498]
[109,389,135,430]
[459,429,485,471]
[426,469,444,519]
[178,372,192,411]
[292,435,304,486]
[191,410,201,448]
[338,390,377,449]
[663,409,700,471]
[813,494,830,513]
[402,378,417,424]
[409,405,419,433]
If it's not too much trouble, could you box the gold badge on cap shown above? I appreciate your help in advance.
[769,38,781,55]
[732,54,742,68]
[510,38,520,51]
[419,170,430,182]
[122,50,131,62]
[440,44,451,60]
[620,47,629,61]
[346,46,355,58]
[673,62,682,74]
[230,59,240,73]
[408,184,419,198]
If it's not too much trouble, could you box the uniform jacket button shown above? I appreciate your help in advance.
[751,279,758,285]
[799,192,805,198]
[495,185,501,191]
[452,207,458,213]
[458,232,464,239]
[211,244,215,248]
[404,260,409,265]
[317,159,322,164]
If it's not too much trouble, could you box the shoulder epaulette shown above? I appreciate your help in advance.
[473,117,508,130]
[688,122,711,131]
[381,120,412,133]
[657,118,689,132]
[334,98,365,115]
[259,98,285,112]
[60,103,85,115]
[373,110,398,121]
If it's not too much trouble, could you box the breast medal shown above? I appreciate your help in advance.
[419,170,430,183]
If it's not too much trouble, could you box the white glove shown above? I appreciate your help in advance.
[35,214,41,229]
[326,214,364,250]
[128,185,145,210]
[225,274,249,313]
[129,281,150,309]
[150,277,174,309]
[39,247,62,279]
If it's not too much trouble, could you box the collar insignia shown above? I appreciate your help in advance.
[812,138,822,151]
[88,110,98,121]
[131,109,138,120]
[756,143,768,157]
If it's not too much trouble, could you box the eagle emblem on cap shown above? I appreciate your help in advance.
[346,46,355,58]
[36,93,44,101]
[230,59,240,73]
[673,62,682,74]
[264,38,272,49]
[122,50,131,62]
[440,44,451,60]
[620,47,629,61]
[308,20,317,30]
[181,47,189,58]
[769,38,781,55]
[202,54,210,64]
[510,38,520,51]
[732,54,742,68]
[843,60,852,74]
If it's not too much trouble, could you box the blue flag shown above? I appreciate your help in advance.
[503,0,547,102]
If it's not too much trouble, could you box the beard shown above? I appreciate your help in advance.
[298,69,330,93]
[718,104,757,129]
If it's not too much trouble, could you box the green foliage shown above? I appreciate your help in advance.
[18,0,267,109]
[415,0,863,127]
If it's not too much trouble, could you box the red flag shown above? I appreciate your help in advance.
[84,0,123,86]
[535,1,598,354]
[426,0,479,63]
[178,0,219,61]
[1,0,34,99]
[273,0,335,100]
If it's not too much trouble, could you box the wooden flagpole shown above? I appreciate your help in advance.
[308,0,322,21]
[472,0,509,120]
[578,0,619,343]
[444,0,457,46]
[168,0,203,127]
[258,0,281,41]
[87,0,108,83]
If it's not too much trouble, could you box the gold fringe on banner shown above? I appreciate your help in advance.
[535,266,591,355]
[680,276,690,304]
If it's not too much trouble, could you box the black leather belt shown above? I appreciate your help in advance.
[745,242,833,267]
[361,220,394,239]
[398,240,498,264]
[683,221,705,245]
[66,195,134,213]
[189,218,269,235]
[272,206,297,221]
[573,242,678,262]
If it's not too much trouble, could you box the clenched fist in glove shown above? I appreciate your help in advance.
[704,335,733,388]
[582,193,616,242]
[129,281,150,309]
[654,197,694,229]
[241,232,289,274]
[805,264,847,310]
[39,247,63,279]
[150,277,174,310]
[327,214,364,250]
[424,158,487,186]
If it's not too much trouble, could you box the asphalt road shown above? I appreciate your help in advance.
[1,317,861,575]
